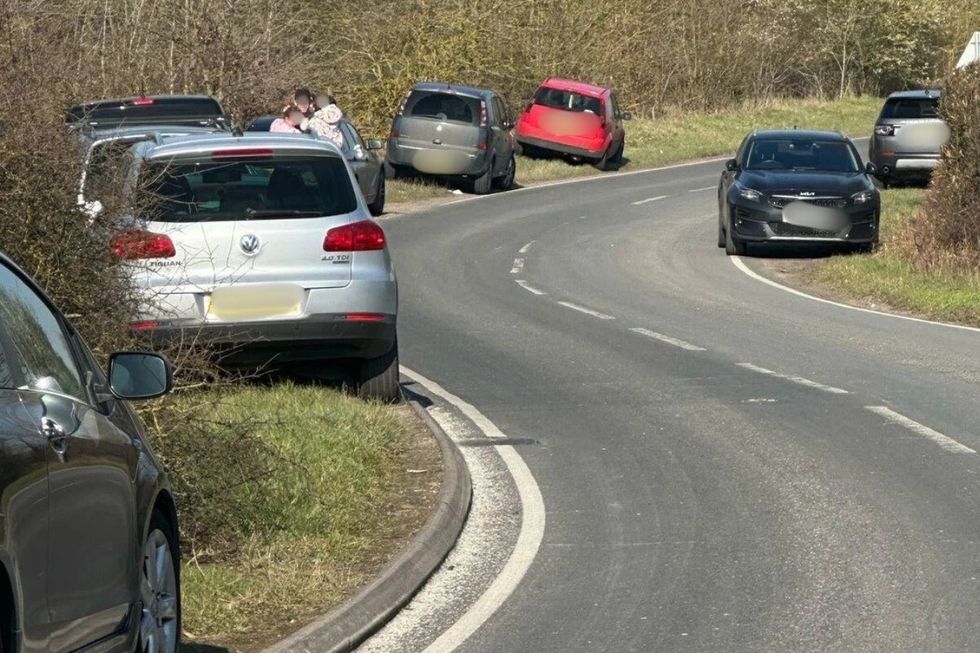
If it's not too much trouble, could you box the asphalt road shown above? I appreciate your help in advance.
[373,157,980,652]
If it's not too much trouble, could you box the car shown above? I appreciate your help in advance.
[66,95,231,131]
[117,132,400,400]
[0,253,179,653]
[514,78,630,170]
[246,116,387,216]
[717,130,880,255]
[386,82,517,194]
[77,125,223,216]
[868,89,949,187]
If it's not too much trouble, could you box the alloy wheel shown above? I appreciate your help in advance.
[140,529,179,653]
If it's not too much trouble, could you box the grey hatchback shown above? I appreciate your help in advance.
[387,82,517,194]
[0,255,179,653]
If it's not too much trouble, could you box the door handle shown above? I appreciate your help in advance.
[41,417,68,455]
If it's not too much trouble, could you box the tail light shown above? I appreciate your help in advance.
[480,100,488,128]
[212,148,273,160]
[324,220,386,251]
[345,313,385,322]
[874,124,895,137]
[130,320,160,331]
[389,128,400,139]
[396,90,411,116]
[132,97,154,106]
[112,230,176,259]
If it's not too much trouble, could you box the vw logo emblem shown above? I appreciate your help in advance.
[240,234,260,255]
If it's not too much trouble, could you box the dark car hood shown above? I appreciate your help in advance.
[738,170,872,195]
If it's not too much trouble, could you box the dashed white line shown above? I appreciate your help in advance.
[577,215,588,220]
[688,186,715,193]
[865,406,976,454]
[510,258,525,274]
[737,362,849,394]
[514,279,546,296]
[557,301,615,320]
[518,241,536,254]
[629,328,706,351]
[401,367,547,653]
[631,195,669,206]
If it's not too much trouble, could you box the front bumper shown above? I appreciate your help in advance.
[730,199,879,243]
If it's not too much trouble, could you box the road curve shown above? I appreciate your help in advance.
[380,159,980,652]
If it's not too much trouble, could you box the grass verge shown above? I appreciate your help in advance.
[178,384,440,652]
[811,188,980,325]
[387,95,882,205]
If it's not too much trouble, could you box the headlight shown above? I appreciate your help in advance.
[738,187,763,202]
[851,190,875,205]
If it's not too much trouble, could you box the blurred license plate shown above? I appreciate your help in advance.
[208,284,304,321]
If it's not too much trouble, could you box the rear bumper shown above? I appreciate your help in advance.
[387,141,489,177]
[870,149,941,179]
[515,132,607,159]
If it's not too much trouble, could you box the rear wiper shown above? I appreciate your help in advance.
[243,209,322,219]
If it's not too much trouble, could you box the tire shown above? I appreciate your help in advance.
[470,160,494,195]
[368,171,386,216]
[140,510,180,653]
[594,145,614,171]
[851,242,874,254]
[492,154,516,190]
[724,212,747,256]
[717,218,726,248]
[610,138,625,164]
[357,339,400,403]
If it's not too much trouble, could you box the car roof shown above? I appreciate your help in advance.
[749,129,848,141]
[81,125,220,143]
[135,132,345,160]
[66,95,227,129]
[538,78,609,97]
[885,88,942,100]
[410,82,495,99]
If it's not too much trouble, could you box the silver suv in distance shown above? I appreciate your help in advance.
[119,133,399,401]
[387,82,517,194]
[869,89,950,187]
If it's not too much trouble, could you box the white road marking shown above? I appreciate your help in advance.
[514,279,546,296]
[510,258,525,274]
[518,240,536,254]
[401,367,546,653]
[631,195,669,206]
[865,406,976,454]
[629,327,706,351]
[577,215,588,220]
[737,362,849,394]
[731,256,980,334]
[688,186,715,193]
[557,301,615,320]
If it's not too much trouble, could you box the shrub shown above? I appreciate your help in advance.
[895,63,980,271]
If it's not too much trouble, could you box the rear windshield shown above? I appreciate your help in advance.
[879,97,940,120]
[138,155,357,222]
[745,139,859,173]
[533,88,603,115]
[405,91,481,125]
[67,98,226,128]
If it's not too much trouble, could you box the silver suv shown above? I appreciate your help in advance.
[118,133,399,400]
[869,89,950,187]
[387,82,517,194]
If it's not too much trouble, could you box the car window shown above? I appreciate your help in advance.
[406,91,480,125]
[83,138,144,203]
[745,138,860,173]
[345,123,367,149]
[533,88,603,115]
[491,97,505,126]
[0,264,85,399]
[138,154,358,222]
[880,98,940,120]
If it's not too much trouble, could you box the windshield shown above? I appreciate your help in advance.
[406,91,481,125]
[880,97,940,120]
[533,87,603,115]
[744,138,860,173]
[138,155,357,222]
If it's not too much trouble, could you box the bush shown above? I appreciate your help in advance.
[895,63,980,271]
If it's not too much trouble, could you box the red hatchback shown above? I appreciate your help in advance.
[515,78,631,170]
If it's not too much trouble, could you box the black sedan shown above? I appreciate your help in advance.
[718,130,880,255]
[0,254,179,653]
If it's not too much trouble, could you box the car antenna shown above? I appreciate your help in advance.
[232,126,244,137]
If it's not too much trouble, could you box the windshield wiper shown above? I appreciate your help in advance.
[243,209,323,219]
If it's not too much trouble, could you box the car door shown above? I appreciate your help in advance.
[489,95,512,172]
[340,122,379,202]
[0,262,140,651]
[609,92,625,144]
[0,285,53,653]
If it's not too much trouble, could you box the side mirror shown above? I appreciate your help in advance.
[620,112,633,121]
[865,161,878,175]
[501,119,514,129]
[108,352,172,401]
[725,158,740,172]
[352,144,368,161]
[365,139,384,151]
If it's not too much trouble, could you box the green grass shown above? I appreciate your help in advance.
[387,95,883,203]
[814,189,980,325]
[179,384,413,644]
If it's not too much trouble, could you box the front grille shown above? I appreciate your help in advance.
[770,196,847,209]
[771,223,840,238]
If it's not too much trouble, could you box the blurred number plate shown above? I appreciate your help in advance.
[208,284,304,321]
